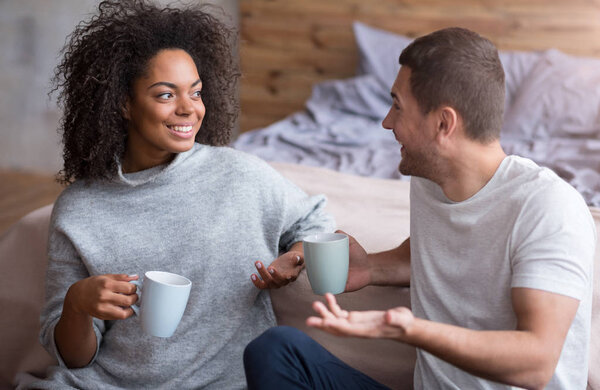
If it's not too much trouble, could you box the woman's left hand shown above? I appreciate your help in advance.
[251,246,304,289]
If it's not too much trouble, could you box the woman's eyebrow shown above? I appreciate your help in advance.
[148,79,202,90]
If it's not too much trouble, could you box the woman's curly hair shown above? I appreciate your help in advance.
[52,0,239,184]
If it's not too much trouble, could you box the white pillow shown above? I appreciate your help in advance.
[502,49,600,139]
[353,22,411,89]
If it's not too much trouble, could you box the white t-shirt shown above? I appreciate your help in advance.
[410,155,595,389]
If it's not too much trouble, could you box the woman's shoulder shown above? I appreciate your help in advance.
[51,179,111,222]
[200,145,279,177]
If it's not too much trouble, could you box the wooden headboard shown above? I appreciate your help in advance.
[239,0,600,133]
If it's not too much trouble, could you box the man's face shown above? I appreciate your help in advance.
[382,66,440,179]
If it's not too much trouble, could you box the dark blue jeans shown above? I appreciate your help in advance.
[244,326,391,390]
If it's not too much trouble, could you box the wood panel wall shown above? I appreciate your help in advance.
[239,0,600,132]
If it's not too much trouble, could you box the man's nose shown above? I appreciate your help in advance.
[382,109,393,130]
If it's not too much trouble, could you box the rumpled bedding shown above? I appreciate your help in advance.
[233,22,600,207]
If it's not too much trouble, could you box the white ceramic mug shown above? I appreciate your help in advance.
[131,271,192,338]
[302,233,349,295]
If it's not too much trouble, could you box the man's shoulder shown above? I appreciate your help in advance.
[502,155,586,208]
[502,157,595,247]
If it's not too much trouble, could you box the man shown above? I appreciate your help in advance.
[245,27,596,389]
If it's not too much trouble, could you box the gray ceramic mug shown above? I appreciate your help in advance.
[131,271,192,338]
[302,233,349,295]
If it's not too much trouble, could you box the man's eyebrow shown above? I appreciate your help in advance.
[390,92,398,100]
[148,79,202,90]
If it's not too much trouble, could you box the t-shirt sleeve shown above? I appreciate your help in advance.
[510,183,596,300]
[40,205,105,368]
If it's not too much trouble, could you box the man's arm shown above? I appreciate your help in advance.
[307,288,579,390]
[344,233,410,292]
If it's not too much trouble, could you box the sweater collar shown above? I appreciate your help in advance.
[115,143,200,186]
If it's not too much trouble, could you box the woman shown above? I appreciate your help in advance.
[28,1,334,388]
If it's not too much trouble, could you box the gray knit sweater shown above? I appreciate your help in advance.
[30,144,334,389]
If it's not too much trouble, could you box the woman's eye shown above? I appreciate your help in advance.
[192,90,202,98]
[157,92,173,100]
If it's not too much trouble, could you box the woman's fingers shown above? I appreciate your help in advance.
[253,261,281,288]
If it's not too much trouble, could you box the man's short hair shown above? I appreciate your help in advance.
[399,27,505,143]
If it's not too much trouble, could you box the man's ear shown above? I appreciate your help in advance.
[437,106,458,140]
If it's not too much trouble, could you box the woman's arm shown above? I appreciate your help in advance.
[54,274,139,368]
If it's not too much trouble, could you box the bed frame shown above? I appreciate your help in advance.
[239,0,600,132]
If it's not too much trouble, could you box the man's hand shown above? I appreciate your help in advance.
[338,230,371,292]
[306,293,415,340]
[251,250,304,289]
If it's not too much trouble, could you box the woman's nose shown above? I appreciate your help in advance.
[176,96,194,116]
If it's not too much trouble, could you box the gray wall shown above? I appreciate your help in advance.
[0,0,239,174]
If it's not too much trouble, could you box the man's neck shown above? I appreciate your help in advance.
[438,141,506,202]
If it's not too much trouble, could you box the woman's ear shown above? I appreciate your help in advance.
[122,100,131,121]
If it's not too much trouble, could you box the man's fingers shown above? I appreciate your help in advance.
[306,316,348,337]
[385,307,413,330]
[312,300,338,320]
[324,293,348,318]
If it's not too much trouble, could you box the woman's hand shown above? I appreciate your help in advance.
[251,248,304,289]
[65,274,139,320]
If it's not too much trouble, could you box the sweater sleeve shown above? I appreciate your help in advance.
[256,163,336,252]
[40,208,105,368]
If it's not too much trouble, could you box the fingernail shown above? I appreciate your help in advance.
[251,275,257,281]
[268,268,274,274]
[128,274,138,278]
[256,262,262,269]
[296,255,301,263]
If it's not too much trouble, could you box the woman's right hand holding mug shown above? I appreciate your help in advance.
[65,274,139,320]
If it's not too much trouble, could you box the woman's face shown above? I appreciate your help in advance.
[123,48,205,172]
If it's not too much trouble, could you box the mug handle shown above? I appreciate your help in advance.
[130,279,142,316]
